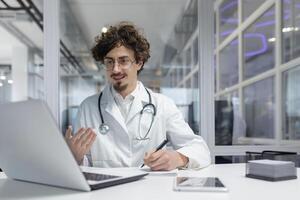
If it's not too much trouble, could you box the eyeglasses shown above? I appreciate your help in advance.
[103,57,135,71]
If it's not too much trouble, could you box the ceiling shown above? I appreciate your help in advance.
[0,0,190,86]
[66,0,189,71]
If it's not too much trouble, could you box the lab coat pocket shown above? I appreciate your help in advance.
[90,133,121,167]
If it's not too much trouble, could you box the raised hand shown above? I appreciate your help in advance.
[65,126,96,165]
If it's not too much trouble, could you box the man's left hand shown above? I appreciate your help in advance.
[143,150,188,171]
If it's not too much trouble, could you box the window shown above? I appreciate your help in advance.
[193,37,199,66]
[243,6,275,80]
[282,0,300,63]
[243,77,275,139]
[185,48,192,75]
[214,0,300,159]
[242,0,266,21]
[0,1,44,104]
[220,38,238,89]
[282,65,300,140]
[192,70,200,134]
[219,0,238,43]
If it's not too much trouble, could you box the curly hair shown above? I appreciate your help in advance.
[91,21,150,73]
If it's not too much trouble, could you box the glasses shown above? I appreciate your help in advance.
[103,57,135,71]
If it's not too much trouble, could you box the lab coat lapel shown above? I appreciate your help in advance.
[101,85,128,133]
[126,84,149,124]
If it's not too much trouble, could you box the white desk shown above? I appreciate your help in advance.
[0,164,300,200]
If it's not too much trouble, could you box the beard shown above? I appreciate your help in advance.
[113,81,128,92]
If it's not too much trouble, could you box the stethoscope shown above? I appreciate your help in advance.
[98,87,156,140]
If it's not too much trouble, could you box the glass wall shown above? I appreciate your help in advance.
[243,78,274,139]
[162,0,200,134]
[243,6,275,80]
[282,0,300,62]
[0,0,44,104]
[281,0,300,141]
[219,0,238,43]
[242,0,266,21]
[219,38,238,89]
[59,0,103,132]
[282,65,300,140]
[215,0,300,149]
[185,48,192,75]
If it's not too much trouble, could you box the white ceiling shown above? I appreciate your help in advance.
[0,0,189,78]
[12,21,43,49]
[67,0,189,70]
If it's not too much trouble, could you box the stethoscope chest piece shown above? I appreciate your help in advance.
[141,103,156,115]
[99,123,110,135]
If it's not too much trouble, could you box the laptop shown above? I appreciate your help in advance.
[0,100,148,191]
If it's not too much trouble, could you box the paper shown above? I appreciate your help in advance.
[248,159,294,165]
[139,167,178,176]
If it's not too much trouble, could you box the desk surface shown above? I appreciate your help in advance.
[0,163,300,200]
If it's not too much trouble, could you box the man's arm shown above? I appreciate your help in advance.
[144,95,211,170]
[164,96,211,169]
[143,95,211,170]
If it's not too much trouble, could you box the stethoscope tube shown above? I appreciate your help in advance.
[98,87,156,137]
[98,92,110,134]
[98,92,104,124]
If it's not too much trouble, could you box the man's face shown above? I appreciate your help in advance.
[104,45,142,93]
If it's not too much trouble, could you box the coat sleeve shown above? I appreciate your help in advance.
[163,95,211,169]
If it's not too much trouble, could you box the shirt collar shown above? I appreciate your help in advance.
[111,82,140,103]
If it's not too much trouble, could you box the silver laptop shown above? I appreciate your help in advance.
[0,100,147,191]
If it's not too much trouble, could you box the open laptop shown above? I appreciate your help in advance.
[0,100,148,191]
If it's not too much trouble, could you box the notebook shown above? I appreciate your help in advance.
[0,100,147,191]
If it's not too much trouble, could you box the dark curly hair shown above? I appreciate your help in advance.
[91,21,150,74]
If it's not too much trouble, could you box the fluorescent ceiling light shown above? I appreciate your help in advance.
[268,37,276,42]
[7,79,13,84]
[101,27,108,33]
[282,27,299,33]
[0,75,6,80]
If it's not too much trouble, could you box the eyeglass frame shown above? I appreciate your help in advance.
[102,56,136,71]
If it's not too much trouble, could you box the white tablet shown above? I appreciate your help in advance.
[173,177,228,192]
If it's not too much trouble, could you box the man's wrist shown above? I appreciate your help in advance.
[75,155,84,165]
[177,152,189,168]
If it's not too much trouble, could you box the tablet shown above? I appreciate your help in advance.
[173,177,228,192]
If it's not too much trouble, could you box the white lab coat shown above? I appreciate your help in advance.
[75,82,211,169]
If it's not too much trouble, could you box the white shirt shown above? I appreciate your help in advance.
[111,83,139,122]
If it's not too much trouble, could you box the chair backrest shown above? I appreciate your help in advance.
[215,100,234,145]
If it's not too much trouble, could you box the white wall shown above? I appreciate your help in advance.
[11,45,28,102]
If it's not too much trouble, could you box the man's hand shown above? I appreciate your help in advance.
[65,126,96,165]
[143,149,188,171]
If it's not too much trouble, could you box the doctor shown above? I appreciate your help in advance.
[65,21,211,171]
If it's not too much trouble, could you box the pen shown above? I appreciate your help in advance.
[140,139,169,168]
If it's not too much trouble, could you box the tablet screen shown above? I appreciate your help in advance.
[176,177,225,188]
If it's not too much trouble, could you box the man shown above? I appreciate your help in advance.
[65,21,211,171]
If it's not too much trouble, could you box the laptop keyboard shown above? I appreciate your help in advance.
[83,172,120,181]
